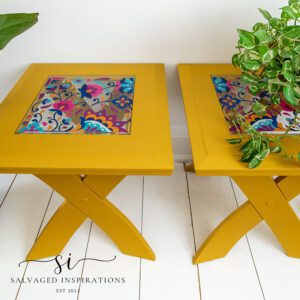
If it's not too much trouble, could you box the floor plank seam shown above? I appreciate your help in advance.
[0,174,17,208]
[138,176,145,300]
[15,189,54,299]
[229,177,266,300]
[184,163,202,300]
[77,220,93,300]
[34,190,55,245]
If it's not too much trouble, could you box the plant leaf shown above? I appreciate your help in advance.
[242,59,261,71]
[270,145,282,153]
[241,148,257,162]
[271,93,281,104]
[265,68,280,78]
[241,72,260,84]
[238,29,257,49]
[254,30,273,43]
[283,85,299,106]
[252,102,267,116]
[226,138,242,144]
[258,45,278,64]
[291,53,300,73]
[289,0,300,6]
[232,53,239,67]
[253,22,267,32]
[283,26,300,40]
[293,85,300,99]
[258,8,272,20]
[269,18,285,30]
[255,148,270,160]
[248,157,262,169]
[283,70,296,82]
[259,81,268,90]
[247,50,261,60]
[281,6,297,19]
[249,84,260,94]
[283,60,293,71]
[294,44,300,54]
[240,139,254,152]
[0,13,38,50]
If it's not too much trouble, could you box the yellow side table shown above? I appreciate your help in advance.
[0,63,173,261]
[178,64,300,264]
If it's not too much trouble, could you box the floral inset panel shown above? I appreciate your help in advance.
[16,75,135,134]
[211,75,300,135]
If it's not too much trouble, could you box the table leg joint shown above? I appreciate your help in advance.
[28,174,155,261]
[193,175,300,264]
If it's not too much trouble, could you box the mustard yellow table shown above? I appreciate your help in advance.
[178,64,300,264]
[0,63,173,261]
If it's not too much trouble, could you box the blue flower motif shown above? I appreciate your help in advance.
[78,84,92,99]
[212,76,230,93]
[119,77,135,93]
[219,94,240,109]
[112,95,133,109]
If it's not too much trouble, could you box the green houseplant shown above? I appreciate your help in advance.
[228,0,300,168]
[0,13,38,50]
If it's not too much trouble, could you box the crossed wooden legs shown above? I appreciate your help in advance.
[27,170,300,264]
[185,164,300,264]
[27,174,155,261]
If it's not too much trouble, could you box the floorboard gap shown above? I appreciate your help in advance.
[77,221,93,300]
[0,174,17,208]
[229,177,266,300]
[184,163,202,300]
[15,189,54,299]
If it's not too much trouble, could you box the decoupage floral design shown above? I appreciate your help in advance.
[212,75,300,135]
[16,75,135,134]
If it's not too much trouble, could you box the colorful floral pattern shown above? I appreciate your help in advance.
[16,76,135,134]
[211,75,300,135]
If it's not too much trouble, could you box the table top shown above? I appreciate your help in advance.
[178,64,300,176]
[0,63,173,175]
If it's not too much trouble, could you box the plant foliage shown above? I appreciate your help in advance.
[231,0,300,168]
[0,13,38,50]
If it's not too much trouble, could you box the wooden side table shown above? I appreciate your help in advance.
[0,63,173,261]
[178,64,300,264]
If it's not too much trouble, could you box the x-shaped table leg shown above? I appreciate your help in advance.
[27,174,155,261]
[188,169,300,264]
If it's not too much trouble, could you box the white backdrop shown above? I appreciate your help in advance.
[0,0,284,157]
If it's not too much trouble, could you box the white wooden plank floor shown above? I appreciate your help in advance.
[0,164,299,300]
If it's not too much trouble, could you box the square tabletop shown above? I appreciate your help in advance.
[0,63,173,175]
[178,64,300,176]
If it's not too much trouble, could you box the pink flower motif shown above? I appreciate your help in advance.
[85,84,103,97]
[114,80,121,90]
[226,80,236,91]
[280,98,294,111]
[53,100,75,112]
